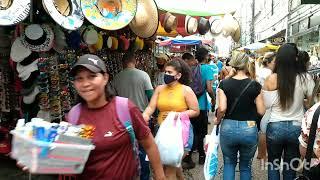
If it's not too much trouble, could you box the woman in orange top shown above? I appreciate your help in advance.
[143,58,199,180]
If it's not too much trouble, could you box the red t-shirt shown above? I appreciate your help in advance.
[76,98,150,180]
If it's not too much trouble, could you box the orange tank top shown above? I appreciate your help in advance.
[157,83,188,124]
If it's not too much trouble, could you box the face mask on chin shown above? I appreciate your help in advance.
[164,74,176,84]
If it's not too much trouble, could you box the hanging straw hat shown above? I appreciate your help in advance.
[81,0,137,30]
[161,12,177,33]
[20,24,54,52]
[176,15,198,36]
[222,14,239,37]
[209,16,223,35]
[198,17,210,35]
[129,0,159,38]
[0,0,31,25]
[42,0,84,30]
[232,25,241,42]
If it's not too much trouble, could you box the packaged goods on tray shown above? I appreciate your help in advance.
[10,118,95,174]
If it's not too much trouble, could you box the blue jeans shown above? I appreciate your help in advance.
[139,146,150,180]
[266,121,301,180]
[220,119,258,180]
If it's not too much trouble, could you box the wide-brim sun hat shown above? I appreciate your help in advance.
[20,24,54,52]
[42,0,84,30]
[10,37,32,62]
[129,0,159,38]
[222,14,239,38]
[0,0,31,26]
[81,0,137,30]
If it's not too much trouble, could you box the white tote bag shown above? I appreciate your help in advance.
[155,112,184,167]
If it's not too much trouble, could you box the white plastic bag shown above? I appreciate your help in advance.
[204,125,220,180]
[155,112,184,167]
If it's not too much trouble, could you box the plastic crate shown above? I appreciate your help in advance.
[10,130,95,174]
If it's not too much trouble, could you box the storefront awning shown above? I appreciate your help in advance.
[237,42,279,53]
[155,0,237,16]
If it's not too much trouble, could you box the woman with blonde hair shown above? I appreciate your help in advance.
[214,52,265,180]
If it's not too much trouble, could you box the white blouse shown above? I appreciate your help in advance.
[263,74,315,122]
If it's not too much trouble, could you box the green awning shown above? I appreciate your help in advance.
[155,0,238,16]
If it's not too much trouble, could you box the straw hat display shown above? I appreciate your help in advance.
[42,0,84,30]
[129,0,159,38]
[176,15,198,37]
[80,0,137,30]
[160,12,177,33]
[156,22,178,37]
[0,0,31,25]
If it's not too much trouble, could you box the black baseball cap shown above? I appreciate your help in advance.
[70,54,107,77]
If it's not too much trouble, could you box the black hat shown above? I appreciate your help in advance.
[70,54,107,77]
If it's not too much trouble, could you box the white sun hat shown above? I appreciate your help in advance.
[0,0,31,26]
[20,24,54,52]
[42,0,84,30]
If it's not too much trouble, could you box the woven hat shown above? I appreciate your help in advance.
[81,0,137,30]
[10,37,32,62]
[42,0,84,30]
[93,33,104,51]
[209,16,223,35]
[222,14,239,37]
[111,37,119,50]
[198,17,210,35]
[176,15,198,36]
[161,12,177,33]
[133,37,144,51]
[20,24,54,52]
[66,30,81,50]
[129,0,158,38]
[0,0,31,25]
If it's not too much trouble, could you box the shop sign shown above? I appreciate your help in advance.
[299,18,309,32]
[272,37,285,45]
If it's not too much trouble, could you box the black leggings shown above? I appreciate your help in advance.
[190,110,208,156]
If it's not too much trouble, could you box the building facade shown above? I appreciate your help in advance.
[287,0,320,57]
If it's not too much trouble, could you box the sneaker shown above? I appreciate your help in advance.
[199,155,206,165]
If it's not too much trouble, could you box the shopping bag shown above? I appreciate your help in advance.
[180,112,194,151]
[155,112,184,167]
[204,125,220,180]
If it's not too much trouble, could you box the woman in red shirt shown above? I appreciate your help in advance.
[69,54,165,180]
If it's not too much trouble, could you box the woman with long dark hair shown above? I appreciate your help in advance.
[263,44,315,180]
[143,58,199,180]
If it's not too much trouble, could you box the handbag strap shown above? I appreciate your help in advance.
[303,104,320,176]
[227,80,254,116]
